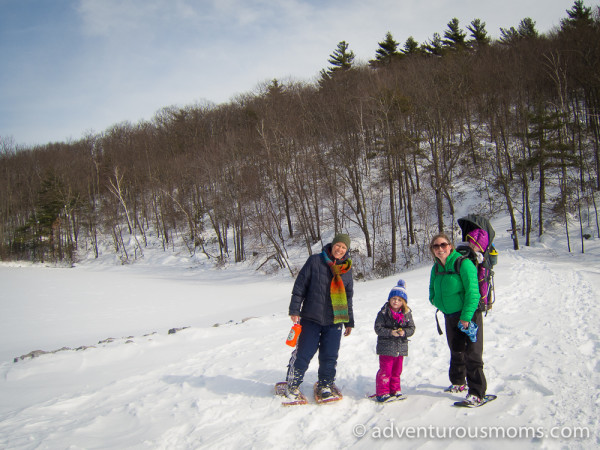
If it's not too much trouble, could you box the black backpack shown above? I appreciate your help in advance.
[457,214,497,314]
[434,215,498,335]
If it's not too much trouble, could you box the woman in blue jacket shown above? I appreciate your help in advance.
[285,233,354,400]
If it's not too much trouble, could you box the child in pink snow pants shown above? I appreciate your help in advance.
[373,280,416,402]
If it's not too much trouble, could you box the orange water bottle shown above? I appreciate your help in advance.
[286,323,302,347]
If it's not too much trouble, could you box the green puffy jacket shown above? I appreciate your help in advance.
[429,249,480,322]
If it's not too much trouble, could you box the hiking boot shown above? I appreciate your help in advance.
[464,394,483,406]
[318,384,334,399]
[375,394,392,403]
[285,385,301,400]
[445,384,467,393]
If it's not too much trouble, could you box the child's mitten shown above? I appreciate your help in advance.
[458,321,478,343]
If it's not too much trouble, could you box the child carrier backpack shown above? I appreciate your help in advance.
[434,215,498,335]
[455,214,497,314]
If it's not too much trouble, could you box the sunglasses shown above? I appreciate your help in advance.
[432,242,450,250]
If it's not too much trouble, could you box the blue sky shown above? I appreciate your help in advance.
[0,0,589,146]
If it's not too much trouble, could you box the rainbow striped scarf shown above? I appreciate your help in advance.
[322,251,352,324]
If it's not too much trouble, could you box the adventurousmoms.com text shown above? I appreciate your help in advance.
[352,422,591,441]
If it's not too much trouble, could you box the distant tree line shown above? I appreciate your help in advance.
[1,1,599,276]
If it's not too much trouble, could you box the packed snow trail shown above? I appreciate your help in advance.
[0,233,598,449]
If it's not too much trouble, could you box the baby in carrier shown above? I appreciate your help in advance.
[462,228,490,305]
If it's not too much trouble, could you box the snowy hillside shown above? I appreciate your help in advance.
[0,216,599,449]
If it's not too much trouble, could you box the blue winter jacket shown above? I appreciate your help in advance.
[289,244,354,328]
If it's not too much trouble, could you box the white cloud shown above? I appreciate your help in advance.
[0,0,584,146]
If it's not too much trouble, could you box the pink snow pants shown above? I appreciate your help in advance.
[376,355,404,395]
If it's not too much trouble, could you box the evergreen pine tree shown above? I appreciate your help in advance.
[443,18,467,50]
[499,26,519,45]
[518,18,538,39]
[561,0,594,30]
[423,32,444,56]
[320,41,355,83]
[371,32,401,66]
[466,19,490,48]
[402,36,422,56]
[327,40,355,71]
[500,18,538,45]
[267,79,283,97]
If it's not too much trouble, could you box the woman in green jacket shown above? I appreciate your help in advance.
[429,233,487,406]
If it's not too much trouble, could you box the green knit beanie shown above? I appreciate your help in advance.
[332,233,351,249]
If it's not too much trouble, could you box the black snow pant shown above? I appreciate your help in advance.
[444,310,487,399]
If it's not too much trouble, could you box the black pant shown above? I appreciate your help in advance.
[444,310,487,398]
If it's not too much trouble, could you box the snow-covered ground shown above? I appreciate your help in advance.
[1,216,599,449]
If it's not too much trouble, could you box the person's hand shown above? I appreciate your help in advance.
[460,320,470,329]
[344,327,353,337]
[392,329,405,337]
[290,315,300,324]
